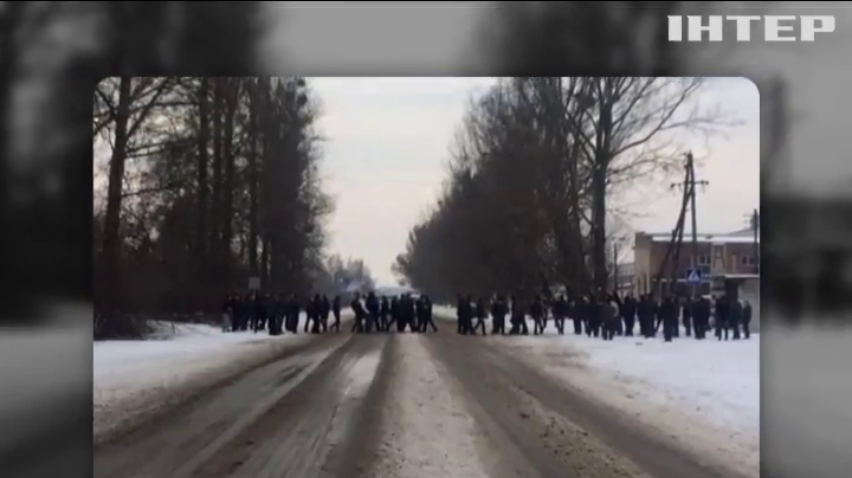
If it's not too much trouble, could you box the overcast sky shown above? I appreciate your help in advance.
[311,77,760,286]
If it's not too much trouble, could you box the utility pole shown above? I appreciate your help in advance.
[687,153,708,297]
[670,152,708,297]
[651,152,708,299]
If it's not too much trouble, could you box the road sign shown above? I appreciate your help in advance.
[685,269,703,283]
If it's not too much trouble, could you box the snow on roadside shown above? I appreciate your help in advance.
[367,335,489,478]
[95,315,308,396]
[93,313,348,443]
[501,329,759,478]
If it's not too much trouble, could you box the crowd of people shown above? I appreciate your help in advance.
[221,292,342,335]
[349,291,438,333]
[221,288,754,343]
[220,291,438,335]
[454,292,755,342]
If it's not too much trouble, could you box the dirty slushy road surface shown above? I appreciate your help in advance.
[94,326,753,478]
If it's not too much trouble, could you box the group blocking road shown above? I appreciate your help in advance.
[93,322,751,478]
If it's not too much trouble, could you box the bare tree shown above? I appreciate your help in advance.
[92,76,335,337]
[395,77,731,301]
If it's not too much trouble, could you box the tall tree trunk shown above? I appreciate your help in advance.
[102,76,133,308]
[259,77,275,289]
[247,79,260,275]
[210,78,223,273]
[195,78,209,258]
[221,78,237,276]
[591,167,607,294]
[592,80,614,296]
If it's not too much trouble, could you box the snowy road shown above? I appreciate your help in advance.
[94,332,390,478]
[94,321,756,478]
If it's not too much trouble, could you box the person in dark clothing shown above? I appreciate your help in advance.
[621,294,636,336]
[267,294,283,336]
[395,294,405,332]
[660,295,677,342]
[654,296,666,336]
[456,295,467,334]
[304,295,316,333]
[351,293,366,333]
[600,298,613,340]
[406,294,417,332]
[321,295,331,333]
[221,295,234,332]
[530,295,545,335]
[460,295,473,335]
[689,296,701,339]
[552,294,567,335]
[608,293,625,340]
[413,295,423,331]
[682,297,693,337]
[426,295,437,332]
[651,296,662,337]
[277,294,288,334]
[304,295,314,333]
[380,296,390,332]
[390,296,400,331]
[730,298,743,340]
[331,295,342,332]
[472,297,488,335]
[692,295,708,339]
[588,296,602,338]
[246,293,256,332]
[265,293,274,331]
[401,293,416,332]
[636,295,648,337]
[397,294,408,332]
[742,299,753,339]
[414,295,426,332]
[571,297,584,335]
[490,295,506,335]
[509,295,529,335]
[310,294,324,334]
[365,291,380,333]
[420,295,438,332]
[254,293,267,333]
[286,294,300,333]
[616,305,625,336]
[608,293,622,336]
[265,294,276,335]
[644,296,659,338]
[714,294,730,340]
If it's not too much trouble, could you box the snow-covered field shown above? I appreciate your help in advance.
[501,327,760,478]
[93,314,345,443]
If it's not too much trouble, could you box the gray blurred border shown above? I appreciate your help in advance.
[7,2,852,478]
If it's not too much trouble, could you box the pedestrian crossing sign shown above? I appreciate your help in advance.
[686,269,702,283]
